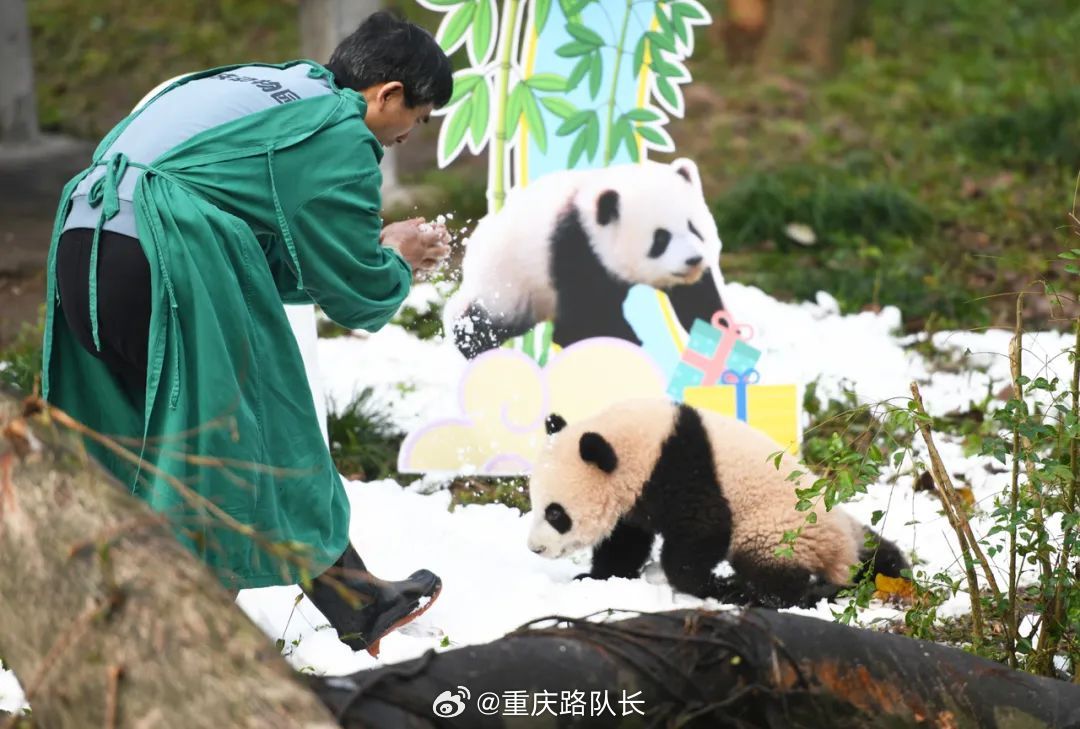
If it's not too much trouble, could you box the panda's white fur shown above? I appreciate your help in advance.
[442,158,723,356]
[527,398,907,606]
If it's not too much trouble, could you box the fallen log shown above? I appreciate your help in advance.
[0,390,339,728]
[315,608,1080,728]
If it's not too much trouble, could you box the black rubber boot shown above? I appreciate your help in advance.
[303,544,442,657]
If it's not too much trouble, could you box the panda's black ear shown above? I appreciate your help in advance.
[545,413,567,435]
[597,190,619,226]
[580,432,618,473]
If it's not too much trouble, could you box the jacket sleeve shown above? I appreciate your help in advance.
[283,169,413,331]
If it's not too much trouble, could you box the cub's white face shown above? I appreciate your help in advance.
[588,158,722,289]
[526,403,676,559]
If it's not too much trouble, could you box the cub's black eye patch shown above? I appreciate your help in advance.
[688,220,703,241]
[545,503,572,534]
[545,414,567,435]
[649,228,672,258]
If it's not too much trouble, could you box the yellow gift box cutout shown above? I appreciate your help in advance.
[683,384,801,455]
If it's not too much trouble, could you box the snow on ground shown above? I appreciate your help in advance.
[243,281,1074,677]
[1,282,1074,712]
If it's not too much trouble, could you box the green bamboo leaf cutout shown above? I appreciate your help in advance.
[439,2,477,52]
[424,0,467,6]
[522,88,548,153]
[625,108,661,123]
[524,73,567,92]
[636,124,673,148]
[588,52,603,98]
[472,0,495,62]
[609,116,628,160]
[568,131,588,167]
[633,36,647,75]
[505,85,526,139]
[566,23,604,47]
[656,75,679,109]
[470,79,490,147]
[560,0,592,18]
[567,56,590,91]
[673,1,707,21]
[625,126,641,162]
[584,114,600,161]
[440,97,473,162]
[535,0,552,32]
[655,5,676,39]
[614,117,640,161]
[541,97,577,119]
[669,5,691,44]
[556,41,595,58]
[448,73,483,106]
[651,55,682,79]
[556,110,592,136]
[647,30,676,53]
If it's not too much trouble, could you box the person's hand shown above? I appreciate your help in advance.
[380,217,451,273]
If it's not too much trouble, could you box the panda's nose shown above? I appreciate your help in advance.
[685,256,703,266]
[530,545,547,554]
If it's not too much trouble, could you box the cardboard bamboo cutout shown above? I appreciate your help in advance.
[399,0,721,475]
[425,0,722,356]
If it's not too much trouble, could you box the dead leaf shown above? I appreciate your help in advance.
[873,574,916,602]
[955,486,975,508]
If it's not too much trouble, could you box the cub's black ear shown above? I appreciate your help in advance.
[597,190,619,226]
[545,413,567,435]
[671,157,701,190]
[580,432,618,473]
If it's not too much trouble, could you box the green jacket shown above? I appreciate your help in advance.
[42,61,412,590]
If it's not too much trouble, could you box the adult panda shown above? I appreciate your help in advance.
[442,158,725,359]
[526,399,909,608]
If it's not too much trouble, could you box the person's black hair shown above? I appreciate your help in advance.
[327,11,453,109]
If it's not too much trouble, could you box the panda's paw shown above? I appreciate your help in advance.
[573,572,593,582]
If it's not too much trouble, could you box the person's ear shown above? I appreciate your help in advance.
[377,81,405,107]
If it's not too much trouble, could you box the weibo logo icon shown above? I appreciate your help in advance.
[432,686,471,718]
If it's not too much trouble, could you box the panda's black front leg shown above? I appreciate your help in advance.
[583,519,655,581]
[658,534,729,600]
[453,303,534,359]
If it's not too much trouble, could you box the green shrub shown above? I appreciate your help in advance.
[0,310,45,395]
[327,388,408,483]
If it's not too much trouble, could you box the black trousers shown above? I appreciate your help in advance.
[55,228,152,406]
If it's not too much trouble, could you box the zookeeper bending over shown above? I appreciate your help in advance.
[42,11,453,655]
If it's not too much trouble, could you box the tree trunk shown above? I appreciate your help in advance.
[0,391,340,729]
[299,0,402,201]
[0,0,40,144]
[316,609,1080,728]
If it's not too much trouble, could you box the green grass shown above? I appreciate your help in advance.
[673,0,1080,331]
[28,0,300,139]
[28,0,1079,331]
[0,308,45,395]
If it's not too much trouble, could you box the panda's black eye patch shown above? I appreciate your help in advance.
[649,228,672,258]
[688,220,703,241]
[545,503,572,534]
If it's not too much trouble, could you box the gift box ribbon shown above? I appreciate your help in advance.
[720,368,761,421]
[681,310,755,386]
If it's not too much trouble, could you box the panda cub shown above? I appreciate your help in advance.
[527,399,909,608]
[443,158,724,359]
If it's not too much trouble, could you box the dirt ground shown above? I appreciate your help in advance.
[0,136,96,348]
